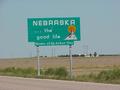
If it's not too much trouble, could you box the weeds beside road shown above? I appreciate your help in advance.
[0,67,120,84]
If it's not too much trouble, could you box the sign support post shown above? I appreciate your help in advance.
[36,46,40,77]
[69,45,73,79]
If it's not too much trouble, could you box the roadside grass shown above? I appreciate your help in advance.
[0,67,37,77]
[95,67,120,84]
[0,67,68,79]
[0,67,120,84]
[75,67,120,84]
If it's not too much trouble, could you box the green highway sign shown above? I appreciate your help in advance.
[28,17,80,45]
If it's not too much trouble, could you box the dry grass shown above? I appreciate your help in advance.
[0,56,120,76]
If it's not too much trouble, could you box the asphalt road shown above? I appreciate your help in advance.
[0,76,120,90]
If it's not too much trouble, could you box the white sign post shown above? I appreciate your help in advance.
[69,45,73,79]
[36,46,40,77]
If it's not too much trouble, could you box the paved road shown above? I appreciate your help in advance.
[0,76,120,90]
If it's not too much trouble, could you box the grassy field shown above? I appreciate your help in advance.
[0,56,120,76]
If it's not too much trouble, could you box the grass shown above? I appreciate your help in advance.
[95,67,120,84]
[75,67,120,84]
[0,67,37,77]
[1,56,120,76]
[0,56,120,84]
[0,67,68,79]
[0,67,120,84]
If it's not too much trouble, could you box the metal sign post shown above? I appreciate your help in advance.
[69,45,73,79]
[36,46,40,77]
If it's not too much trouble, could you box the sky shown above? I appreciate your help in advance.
[0,0,120,58]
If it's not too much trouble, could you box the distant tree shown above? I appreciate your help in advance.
[89,53,92,57]
[94,52,97,57]
[80,54,85,57]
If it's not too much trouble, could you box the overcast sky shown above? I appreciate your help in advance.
[0,0,120,58]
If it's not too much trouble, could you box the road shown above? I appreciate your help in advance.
[0,76,120,90]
